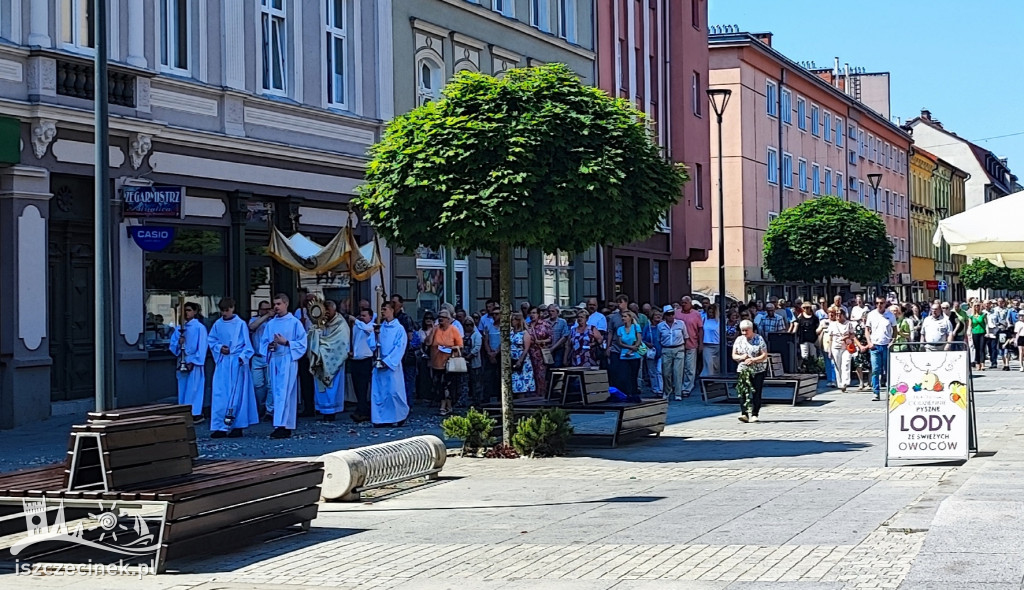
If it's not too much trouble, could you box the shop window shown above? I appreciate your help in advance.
[144,228,227,351]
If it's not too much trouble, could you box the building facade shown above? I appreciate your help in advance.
[386,0,600,318]
[909,148,937,299]
[696,31,912,303]
[0,0,389,428]
[595,0,711,303]
[906,110,1017,210]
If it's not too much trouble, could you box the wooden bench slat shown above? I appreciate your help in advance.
[73,415,187,433]
[162,503,318,561]
[166,469,325,520]
[94,424,191,450]
[108,456,195,489]
[164,487,322,540]
[148,462,321,501]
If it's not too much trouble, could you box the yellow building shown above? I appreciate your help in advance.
[944,164,969,301]
[910,148,937,299]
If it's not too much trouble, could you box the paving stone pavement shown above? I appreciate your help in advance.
[4,371,1023,589]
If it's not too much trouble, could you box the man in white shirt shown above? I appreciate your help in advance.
[849,294,868,323]
[921,303,953,352]
[864,296,897,401]
[585,298,608,334]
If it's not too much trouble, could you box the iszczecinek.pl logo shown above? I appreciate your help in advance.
[11,498,160,557]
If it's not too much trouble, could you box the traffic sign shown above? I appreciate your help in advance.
[938,281,947,292]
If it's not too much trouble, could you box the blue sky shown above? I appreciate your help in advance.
[710,0,1024,177]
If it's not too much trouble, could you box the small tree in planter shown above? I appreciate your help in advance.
[511,408,574,458]
[441,408,496,456]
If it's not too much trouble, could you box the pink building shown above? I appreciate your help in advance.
[595,0,711,304]
[693,31,912,302]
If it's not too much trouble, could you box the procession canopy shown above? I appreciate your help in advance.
[268,225,384,277]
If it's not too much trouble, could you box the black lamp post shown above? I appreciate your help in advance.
[708,88,732,376]
[867,173,883,299]
[936,206,949,299]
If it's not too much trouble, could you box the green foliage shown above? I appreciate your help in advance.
[441,407,496,453]
[763,196,894,286]
[511,409,575,458]
[959,258,1019,291]
[736,367,754,417]
[354,63,688,254]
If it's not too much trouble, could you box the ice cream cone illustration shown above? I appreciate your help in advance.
[888,393,907,413]
[949,381,967,410]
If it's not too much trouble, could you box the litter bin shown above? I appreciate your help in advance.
[766,332,799,373]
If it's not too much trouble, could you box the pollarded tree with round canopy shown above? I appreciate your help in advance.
[355,63,687,441]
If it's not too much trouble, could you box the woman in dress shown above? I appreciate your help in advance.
[732,320,769,423]
[565,309,603,368]
[615,311,643,399]
[852,315,872,391]
[828,307,855,392]
[526,306,552,397]
[509,312,535,396]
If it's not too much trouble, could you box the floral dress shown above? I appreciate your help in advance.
[569,325,599,368]
[853,322,871,371]
[528,321,551,398]
[510,329,535,395]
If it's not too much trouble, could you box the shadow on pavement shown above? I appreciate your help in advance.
[576,438,870,463]
[321,495,669,513]
[170,526,366,574]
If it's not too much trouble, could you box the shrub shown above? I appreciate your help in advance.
[510,408,574,458]
[484,443,520,459]
[441,407,495,455]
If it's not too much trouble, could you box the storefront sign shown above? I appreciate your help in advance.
[925,280,939,290]
[129,226,176,252]
[886,350,970,464]
[122,186,184,218]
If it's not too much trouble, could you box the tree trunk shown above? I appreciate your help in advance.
[499,242,515,443]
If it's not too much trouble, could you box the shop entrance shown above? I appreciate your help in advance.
[47,177,95,402]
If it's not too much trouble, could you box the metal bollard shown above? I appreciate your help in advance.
[318,435,447,501]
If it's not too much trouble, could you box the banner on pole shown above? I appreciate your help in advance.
[886,349,970,463]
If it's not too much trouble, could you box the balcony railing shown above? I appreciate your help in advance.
[56,59,136,108]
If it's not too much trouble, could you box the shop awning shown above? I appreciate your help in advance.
[933,189,1024,268]
[268,225,384,278]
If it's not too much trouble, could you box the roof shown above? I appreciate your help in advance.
[906,116,1015,190]
[708,32,911,142]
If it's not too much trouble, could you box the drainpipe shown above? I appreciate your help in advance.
[778,68,785,216]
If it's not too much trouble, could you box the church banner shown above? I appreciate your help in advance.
[885,349,970,464]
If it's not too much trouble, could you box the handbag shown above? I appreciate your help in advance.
[446,348,468,373]
[541,347,555,365]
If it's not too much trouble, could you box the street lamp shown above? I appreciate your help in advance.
[867,173,883,299]
[936,206,949,300]
[707,87,731,376]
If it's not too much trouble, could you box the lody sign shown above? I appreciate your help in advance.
[885,349,971,464]
[122,186,184,218]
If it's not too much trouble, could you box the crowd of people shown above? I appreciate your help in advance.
[169,287,1023,439]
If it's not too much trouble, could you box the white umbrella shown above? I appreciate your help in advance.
[933,189,1024,268]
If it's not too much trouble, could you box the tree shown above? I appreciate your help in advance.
[355,64,687,441]
[763,196,894,295]
[960,258,1015,292]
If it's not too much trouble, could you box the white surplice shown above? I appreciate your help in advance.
[371,318,409,425]
[258,313,308,430]
[169,318,207,416]
[207,315,259,432]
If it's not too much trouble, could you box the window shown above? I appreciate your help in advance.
[694,163,704,209]
[531,0,550,32]
[798,159,807,192]
[557,0,576,42]
[543,251,574,307]
[858,129,866,157]
[417,59,442,106]
[811,104,820,136]
[781,88,792,124]
[824,112,832,143]
[326,0,347,107]
[160,0,189,72]
[812,163,821,195]
[692,72,701,116]
[824,168,832,195]
[767,147,779,184]
[885,189,891,215]
[837,172,845,198]
[883,143,890,169]
[867,134,875,161]
[495,0,515,17]
[61,0,94,49]
[782,153,793,188]
[858,180,865,204]
[836,118,844,147]
[145,229,227,351]
[766,80,778,117]
[692,0,700,29]
[901,238,907,263]
[797,97,806,130]
[261,0,287,93]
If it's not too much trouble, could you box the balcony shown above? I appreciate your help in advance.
[56,59,136,108]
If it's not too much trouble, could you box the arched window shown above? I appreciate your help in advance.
[417,59,442,106]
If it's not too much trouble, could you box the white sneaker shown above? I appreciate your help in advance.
[749,415,759,423]
[738,415,749,423]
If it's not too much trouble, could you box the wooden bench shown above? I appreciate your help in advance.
[485,398,668,448]
[547,368,611,405]
[87,403,198,460]
[0,405,322,573]
[699,353,819,406]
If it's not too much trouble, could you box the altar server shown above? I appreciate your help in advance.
[308,300,350,421]
[259,293,308,439]
[371,302,410,427]
[169,302,207,423]
[207,297,259,438]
